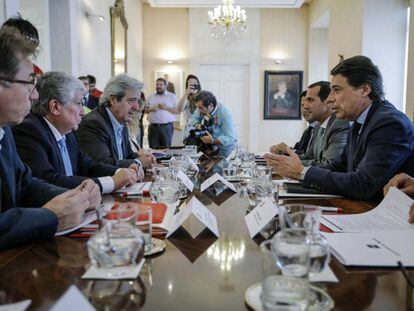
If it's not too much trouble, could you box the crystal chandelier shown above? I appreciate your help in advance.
[208,0,247,40]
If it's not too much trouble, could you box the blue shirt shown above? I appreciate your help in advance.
[105,108,124,160]
[184,103,236,157]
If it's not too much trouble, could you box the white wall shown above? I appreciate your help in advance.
[308,28,328,83]
[260,7,309,152]
[362,0,408,111]
[126,0,143,80]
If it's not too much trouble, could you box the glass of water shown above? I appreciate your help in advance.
[137,204,153,255]
[260,239,310,311]
[278,204,322,236]
[150,179,180,204]
[87,204,145,269]
[254,180,275,204]
[307,234,330,277]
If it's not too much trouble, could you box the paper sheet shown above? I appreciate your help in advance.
[0,300,31,311]
[50,286,95,311]
[323,230,414,267]
[321,187,414,232]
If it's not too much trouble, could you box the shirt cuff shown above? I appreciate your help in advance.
[300,166,311,181]
[98,176,115,194]
[134,159,142,167]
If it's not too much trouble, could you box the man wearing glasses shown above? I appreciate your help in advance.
[0,27,100,250]
[77,74,155,170]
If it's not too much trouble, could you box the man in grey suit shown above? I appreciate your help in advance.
[0,27,100,250]
[77,74,154,170]
[265,56,414,201]
[300,81,349,167]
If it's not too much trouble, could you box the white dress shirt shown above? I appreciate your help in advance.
[147,91,178,124]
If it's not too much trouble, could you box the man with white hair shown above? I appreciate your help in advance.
[77,74,155,169]
[12,71,141,193]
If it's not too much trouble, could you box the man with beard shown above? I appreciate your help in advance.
[145,77,178,148]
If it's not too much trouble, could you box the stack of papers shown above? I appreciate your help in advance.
[322,187,414,267]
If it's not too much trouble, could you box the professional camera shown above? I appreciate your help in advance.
[184,114,220,156]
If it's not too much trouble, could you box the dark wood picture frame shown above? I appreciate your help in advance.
[264,71,303,120]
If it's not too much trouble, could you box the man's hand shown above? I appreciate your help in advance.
[158,103,166,110]
[137,149,156,168]
[112,168,138,190]
[383,173,414,197]
[200,131,213,144]
[269,143,290,155]
[43,187,90,231]
[79,179,101,209]
[129,163,145,181]
[264,148,303,180]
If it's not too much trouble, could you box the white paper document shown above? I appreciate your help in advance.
[177,170,194,192]
[112,182,152,195]
[323,230,414,267]
[321,187,414,232]
[51,285,95,311]
[166,197,219,238]
[245,198,278,238]
[200,173,237,193]
[0,300,31,311]
[82,259,145,280]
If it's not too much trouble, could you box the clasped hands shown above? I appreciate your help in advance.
[264,142,303,180]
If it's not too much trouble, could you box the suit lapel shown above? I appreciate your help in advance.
[0,128,16,210]
[99,106,121,160]
[351,101,381,170]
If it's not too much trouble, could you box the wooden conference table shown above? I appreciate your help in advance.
[0,159,412,310]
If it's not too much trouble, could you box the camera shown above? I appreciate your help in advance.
[190,84,201,91]
[184,114,220,156]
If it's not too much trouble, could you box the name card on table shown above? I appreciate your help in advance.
[245,198,278,238]
[200,173,237,193]
[166,197,219,238]
[51,285,95,311]
[188,157,199,172]
[177,170,194,192]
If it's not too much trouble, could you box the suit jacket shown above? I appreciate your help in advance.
[0,126,64,250]
[87,95,99,110]
[303,100,414,201]
[12,113,118,190]
[77,106,139,168]
[303,114,350,167]
[299,124,320,161]
[294,124,313,154]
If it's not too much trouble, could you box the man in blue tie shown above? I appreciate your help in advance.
[0,27,100,250]
[77,74,155,169]
[13,71,142,193]
[265,56,414,201]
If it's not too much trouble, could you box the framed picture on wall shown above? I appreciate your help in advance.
[264,71,303,120]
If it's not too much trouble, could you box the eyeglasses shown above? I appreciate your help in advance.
[0,75,37,95]
[127,97,139,105]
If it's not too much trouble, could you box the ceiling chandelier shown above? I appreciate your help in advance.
[208,0,247,40]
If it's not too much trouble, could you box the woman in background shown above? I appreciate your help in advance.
[177,74,201,127]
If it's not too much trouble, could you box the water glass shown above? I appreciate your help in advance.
[272,229,310,278]
[253,166,272,182]
[255,180,275,204]
[150,179,180,204]
[222,165,238,180]
[87,205,145,269]
[137,204,152,255]
[278,204,322,236]
[308,234,330,276]
[260,240,310,311]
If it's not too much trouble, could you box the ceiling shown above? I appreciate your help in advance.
[146,0,307,8]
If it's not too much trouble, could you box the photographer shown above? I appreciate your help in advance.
[184,90,236,157]
[177,74,201,128]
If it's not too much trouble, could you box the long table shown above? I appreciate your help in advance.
[0,163,412,310]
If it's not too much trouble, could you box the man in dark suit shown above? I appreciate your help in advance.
[77,74,155,169]
[0,27,100,250]
[265,56,414,201]
[13,72,141,193]
[78,76,99,110]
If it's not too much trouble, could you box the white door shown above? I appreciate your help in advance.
[199,65,249,147]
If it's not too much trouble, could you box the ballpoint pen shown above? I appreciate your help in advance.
[319,206,343,213]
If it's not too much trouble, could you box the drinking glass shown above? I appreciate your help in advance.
[307,234,330,277]
[137,204,152,255]
[253,166,272,182]
[272,229,310,278]
[260,239,310,311]
[87,205,145,269]
[278,204,322,236]
[254,180,275,204]
[150,179,180,204]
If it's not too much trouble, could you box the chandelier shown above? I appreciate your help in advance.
[208,0,247,40]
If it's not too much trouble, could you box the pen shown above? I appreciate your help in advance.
[319,206,343,213]
[119,192,143,198]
